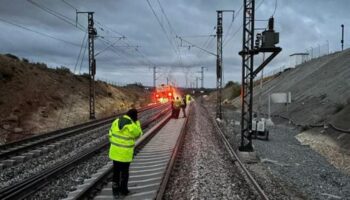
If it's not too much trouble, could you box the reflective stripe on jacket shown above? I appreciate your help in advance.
[108,115,142,162]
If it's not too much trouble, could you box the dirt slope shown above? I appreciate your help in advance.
[0,54,151,144]
[227,49,350,174]
[229,49,350,129]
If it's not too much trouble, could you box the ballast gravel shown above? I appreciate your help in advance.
[0,106,163,199]
[220,104,350,200]
[164,102,260,200]
[24,115,159,199]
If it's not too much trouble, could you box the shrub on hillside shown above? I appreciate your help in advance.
[80,73,90,79]
[125,82,144,88]
[22,58,29,63]
[35,62,48,70]
[5,53,19,61]
[224,81,241,100]
[225,81,239,88]
[56,66,71,74]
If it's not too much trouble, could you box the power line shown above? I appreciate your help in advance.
[26,0,85,31]
[177,36,217,57]
[79,40,88,74]
[223,4,242,44]
[0,17,81,47]
[146,0,179,56]
[27,0,156,73]
[147,0,185,69]
[61,0,77,10]
[74,31,88,73]
[272,0,278,16]
[223,0,265,47]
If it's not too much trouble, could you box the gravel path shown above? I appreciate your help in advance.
[164,102,259,200]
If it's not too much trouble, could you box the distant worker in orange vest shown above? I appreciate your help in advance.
[108,108,143,197]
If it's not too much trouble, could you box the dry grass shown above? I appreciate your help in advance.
[0,54,150,144]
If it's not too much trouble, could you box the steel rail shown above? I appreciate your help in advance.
[209,111,269,200]
[73,110,172,200]
[155,104,191,200]
[67,105,191,200]
[0,106,170,200]
[0,103,164,159]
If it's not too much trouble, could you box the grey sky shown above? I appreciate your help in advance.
[0,0,348,87]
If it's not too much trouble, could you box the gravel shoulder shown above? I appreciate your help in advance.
[164,102,259,200]
[218,103,350,200]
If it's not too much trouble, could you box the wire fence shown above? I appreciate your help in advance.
[96,78,128,87]
[304,42,330,61]
[264,42,333,78]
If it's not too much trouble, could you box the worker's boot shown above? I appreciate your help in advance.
[112,182,119,198]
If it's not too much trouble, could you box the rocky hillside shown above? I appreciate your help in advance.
[0,54,151,144]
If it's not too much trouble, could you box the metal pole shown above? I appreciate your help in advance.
[327,40,329,54]
[311,47,313,59]
[216,10,223,119]
[258,53,265,119]
[201,66,204,89]
[239,0,255,151]
[153,66,156,88]
[268,94,271,120]
[87,12,96,120]
[341,24,344,51]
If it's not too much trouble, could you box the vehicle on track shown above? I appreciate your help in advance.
[154,84,179,103]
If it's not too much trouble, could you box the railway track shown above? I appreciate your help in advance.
[0,104,170,200]
[62,105,191,200]
[209,109,269,200]
[0,103,166,165]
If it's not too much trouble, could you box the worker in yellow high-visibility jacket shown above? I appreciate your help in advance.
[172,96,182,118]
[186,94,192,104]
[108,108,143,197]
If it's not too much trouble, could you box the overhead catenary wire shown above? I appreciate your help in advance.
[272,0,278,16]
[147,0,185,69]
[223,4,243,44]
[223,0,265,48]
[35,0,156,69]
[0,17,81,47]
[74,31,88,73]
[79,40,88,74]
[146,0,179,56]
[26,0,85,31]
[61,0,77,10]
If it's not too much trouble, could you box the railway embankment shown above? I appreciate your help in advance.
[0,54,150,144]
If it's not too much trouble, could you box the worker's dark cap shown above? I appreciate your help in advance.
[127,108,138,122]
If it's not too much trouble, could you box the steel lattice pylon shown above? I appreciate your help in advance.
[239,0,255,151]
[87,12,97,120]
[216,11,223,119]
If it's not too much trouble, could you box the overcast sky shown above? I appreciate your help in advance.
[0,0,349,87]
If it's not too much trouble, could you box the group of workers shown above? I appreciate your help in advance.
[107,94,192,198]
[171,94,191,118]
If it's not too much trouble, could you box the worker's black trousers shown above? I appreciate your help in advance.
[113,161,130,193]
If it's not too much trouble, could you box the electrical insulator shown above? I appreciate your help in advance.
[268,17,274,31]
[255,33,262,49]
